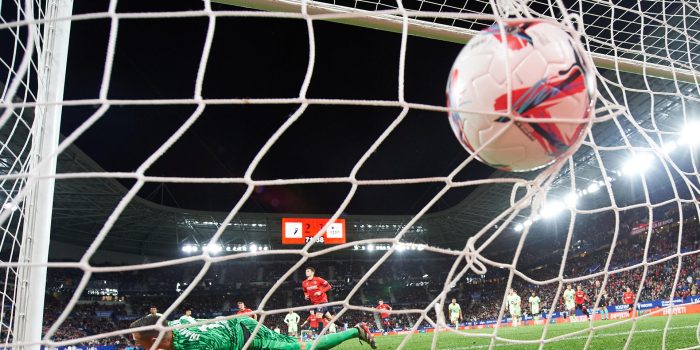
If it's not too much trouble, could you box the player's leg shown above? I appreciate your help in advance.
[295,324,376,350]
[315,306,333,322]
[568,305,575,322]
[582,305,589,319]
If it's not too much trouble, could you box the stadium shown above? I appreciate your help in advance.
[2,0,700,349]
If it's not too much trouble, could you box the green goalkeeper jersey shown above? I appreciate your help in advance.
[170,317,245,350]
[170,316,300,350]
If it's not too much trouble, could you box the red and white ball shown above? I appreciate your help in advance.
[446,19,595,172]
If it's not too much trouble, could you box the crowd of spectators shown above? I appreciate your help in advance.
[4,201,695,348]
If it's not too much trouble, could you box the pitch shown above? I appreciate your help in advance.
[332,314,700,350]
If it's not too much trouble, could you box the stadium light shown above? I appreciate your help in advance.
[621,153,654,176]
[396,244,406,252]
[540,201,563,218]
[523,219,533,227]
[662,141,677,154]
[181,244,199,253]
[203,243,222,254]
[514,223,524,232]
[679,122,700,146]
[564,192,578,207]
[250,244,258,252]
[587,183,600,193]
[367,244,375,251]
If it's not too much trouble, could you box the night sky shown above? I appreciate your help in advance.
[59,0,495,215]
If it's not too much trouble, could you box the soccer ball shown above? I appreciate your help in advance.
[446,19,595,172]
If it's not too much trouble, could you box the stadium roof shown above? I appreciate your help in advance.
[41,66,700,259]
[52,140,513,257]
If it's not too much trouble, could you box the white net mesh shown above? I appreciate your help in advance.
[0,0,45,346]
[3,0,700,349]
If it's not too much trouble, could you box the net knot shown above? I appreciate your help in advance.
[494,0,532,18]
[464,237,488,275]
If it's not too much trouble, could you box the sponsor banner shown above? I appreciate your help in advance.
[608,311,632,320]
[614,304,632,312]
[373,330,418,337]
[637,302,655,310]
[570,315,589,323]
[41,346,117,350]
[631,218,674,235]
[660,298,684,307]
[647,303,700,316]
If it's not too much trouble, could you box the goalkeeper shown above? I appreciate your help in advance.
[130,314,377,350]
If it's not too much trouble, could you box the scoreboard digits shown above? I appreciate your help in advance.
[282,218,346,245]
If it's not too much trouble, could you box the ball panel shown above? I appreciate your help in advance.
[513,50,547,87]
[447,18,594,172]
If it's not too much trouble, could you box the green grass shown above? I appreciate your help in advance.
[333,314,700,349]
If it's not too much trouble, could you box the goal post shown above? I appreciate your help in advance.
[213,0,700,84]
[10,0,72,349]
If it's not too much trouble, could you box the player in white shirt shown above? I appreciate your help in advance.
[284,310,301,336]
[148,306,164,318]
[528,291,541,321]
[562,284,576,322]
[179,307,196,323]
[447,298,462,328]
[507,289,522,327]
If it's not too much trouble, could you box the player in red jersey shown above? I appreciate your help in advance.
[317,311,329,334]
[623,286,635,316]
[236,301,257,320]
[375,299,393,331]
[574,285,590,319]
[300,310,321,337]
[302,266,333,321]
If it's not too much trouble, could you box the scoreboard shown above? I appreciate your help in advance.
[282,218,346,245]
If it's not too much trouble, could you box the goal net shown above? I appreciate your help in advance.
[2,0,700,349]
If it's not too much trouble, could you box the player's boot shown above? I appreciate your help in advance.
[355,323,377,349]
